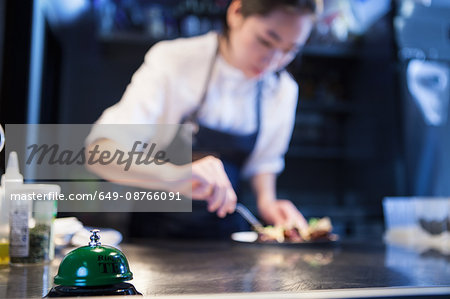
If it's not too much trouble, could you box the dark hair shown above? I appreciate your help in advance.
[222,0,320,36]
[241,0,319,17]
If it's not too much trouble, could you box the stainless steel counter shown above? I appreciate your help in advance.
[1,239,449,298]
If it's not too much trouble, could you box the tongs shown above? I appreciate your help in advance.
[235,203,264,232]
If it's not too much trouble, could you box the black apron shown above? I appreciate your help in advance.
[130,42,263,239]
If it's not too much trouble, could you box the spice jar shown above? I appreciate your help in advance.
[9,184,60,265]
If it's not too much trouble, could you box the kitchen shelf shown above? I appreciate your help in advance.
[98,32,169,45]
[286,146,346,159]
[298,101,355,114]
[301,43,360,58]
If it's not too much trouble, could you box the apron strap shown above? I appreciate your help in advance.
[185,35,220,126]
[255,80,263,133]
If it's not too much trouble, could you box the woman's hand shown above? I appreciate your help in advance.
[191,156,237,218]
[258,199,308,230]
[251,173,308,230]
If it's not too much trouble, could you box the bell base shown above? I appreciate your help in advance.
[45,282,142,297]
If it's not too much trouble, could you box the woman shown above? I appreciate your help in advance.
[87,0,320,238]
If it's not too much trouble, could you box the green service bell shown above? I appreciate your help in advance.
[54,229,132,286]
[46,229,141,297]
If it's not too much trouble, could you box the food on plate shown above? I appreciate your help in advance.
[256,217,336,243]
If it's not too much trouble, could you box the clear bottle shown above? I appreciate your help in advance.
[0,152,24,265]
[9,184,59,265]
[0,186,8,265]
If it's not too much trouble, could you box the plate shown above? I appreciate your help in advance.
[231,231,339,246]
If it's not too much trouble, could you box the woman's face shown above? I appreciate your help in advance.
[227,6,314,78]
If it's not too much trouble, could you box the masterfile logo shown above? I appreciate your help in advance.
[4,124,192,212]
[26,141,170,171]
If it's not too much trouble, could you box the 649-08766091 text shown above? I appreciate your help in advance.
[97,191,182,201]
[8,191,182,201]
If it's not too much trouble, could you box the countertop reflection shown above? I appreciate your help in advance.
[0,239,450,298]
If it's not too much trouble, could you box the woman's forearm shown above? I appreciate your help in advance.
[251,172,277,204]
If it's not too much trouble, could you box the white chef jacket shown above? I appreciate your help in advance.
[87,31,299,179]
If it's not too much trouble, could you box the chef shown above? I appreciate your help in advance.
[86,0,320,238]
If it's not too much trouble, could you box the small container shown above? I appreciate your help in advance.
[383,197,450,251]
[0,185,9,265]
[382,197,416,231]
[9,184,60,265]
[1,152,24,265]
[382,197,417,246]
